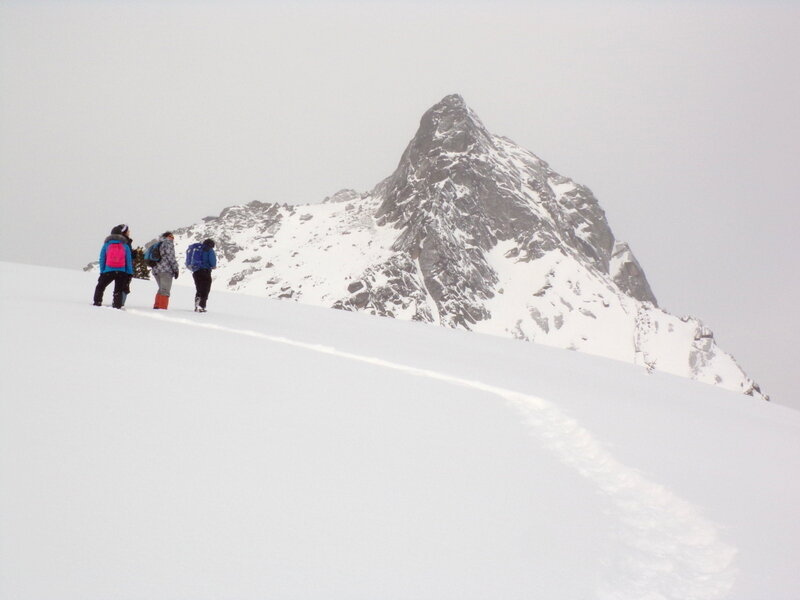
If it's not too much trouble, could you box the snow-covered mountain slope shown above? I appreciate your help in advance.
[161,95,764,400]
[2,262,798,599]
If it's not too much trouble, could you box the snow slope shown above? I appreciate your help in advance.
[2,262,799,599]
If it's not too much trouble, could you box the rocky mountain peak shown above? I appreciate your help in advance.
[371,95,630,326]
[163,95,765,400]
[410,93,495,156]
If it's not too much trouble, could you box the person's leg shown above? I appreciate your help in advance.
[120,274,132,307]
[155,273,172,310]
[196,270,212,309]
[111,272,127,309]
[154,272,170,308]
[192,271,202,310]
[161,274,173,297]
[93,272,115,305]
[159,273,173,308]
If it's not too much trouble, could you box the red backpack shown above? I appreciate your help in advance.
[106,242,127,269]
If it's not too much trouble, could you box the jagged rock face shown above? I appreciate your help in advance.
[164,94,764,400]
[611,242,657,305]
[372,95,625,326]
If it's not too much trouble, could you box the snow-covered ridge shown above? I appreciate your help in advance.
[161,94,763,399]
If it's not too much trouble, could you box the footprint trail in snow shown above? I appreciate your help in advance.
[131,309,738,599]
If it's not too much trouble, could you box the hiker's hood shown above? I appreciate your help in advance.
[104,234,128,244]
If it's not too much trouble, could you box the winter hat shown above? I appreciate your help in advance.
[203,239,215,248]
[162,231,174,238]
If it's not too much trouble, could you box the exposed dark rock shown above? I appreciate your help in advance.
[352,291,370,309]
[611,242,658,305]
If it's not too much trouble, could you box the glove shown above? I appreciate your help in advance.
[173,271,179,279]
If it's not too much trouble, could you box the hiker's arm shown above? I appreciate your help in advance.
[125,245,133,275]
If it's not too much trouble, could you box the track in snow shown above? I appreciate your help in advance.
[129,308,738,600]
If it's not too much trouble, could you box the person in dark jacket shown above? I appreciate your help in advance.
[151,231,180,310]
[93,224,134,309]
[186,239,217,312]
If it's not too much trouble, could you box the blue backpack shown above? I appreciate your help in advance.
[143,241,162,266]
[186,242,205,272]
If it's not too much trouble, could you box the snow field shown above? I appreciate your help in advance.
[2,262,799,599]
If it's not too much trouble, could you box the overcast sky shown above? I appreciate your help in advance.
[1,0,798,408]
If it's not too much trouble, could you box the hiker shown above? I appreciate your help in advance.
[93,224,134,309]
[151,231,180,309]
[186,239,217,312]
[115,224,134,307]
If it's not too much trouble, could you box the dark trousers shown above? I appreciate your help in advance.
[193,269,212,308]
[94,272,128,308]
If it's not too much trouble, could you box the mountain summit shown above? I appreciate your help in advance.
[170,94,763,399]
[373,93,655,328]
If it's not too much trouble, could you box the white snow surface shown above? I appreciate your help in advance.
[2,262,799,599]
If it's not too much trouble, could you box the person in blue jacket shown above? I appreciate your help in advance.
[93,224,134,309]
[186,238,217,312]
